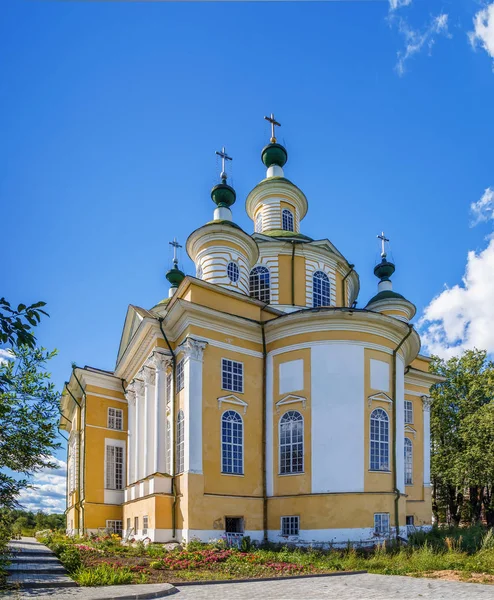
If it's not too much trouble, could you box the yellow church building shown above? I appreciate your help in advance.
[60,116,442,546]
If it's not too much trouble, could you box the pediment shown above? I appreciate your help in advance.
[405,425,417,438]
[367,392,393,407]
[217,394,248,414]
[275,394,306,412]
[116,305,148,366]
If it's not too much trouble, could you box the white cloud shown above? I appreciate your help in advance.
[395,12,450,76]
[471,187,494,225]
[469,3,494,63]
[389,0,413,11]
[0,348,14,364]
[420,188,494,358]
[18,457,67,514]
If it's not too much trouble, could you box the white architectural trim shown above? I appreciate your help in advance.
[217,394,248,414]
[275,394,306,412]
[405,424,417,439]
[367,392,393,408]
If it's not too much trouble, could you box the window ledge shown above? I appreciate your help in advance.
[368,469,391,474]
[221,472,245,477]
[278,472,305,477]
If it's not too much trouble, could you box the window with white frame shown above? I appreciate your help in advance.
[126,517,131,531]
[108,407,123,430]
[134,516,139,533]
[222,358,243,393]
[221,411,243,474]
[166,418,171,473]
[404,437,413,485]
[255,212,263,233]
[249,266,270,303]
[404,400,413,424]
[281,516,300,536]
[374,513,390,536]
[279,411,304,474]
[312,271,331,307]
[166,372,172,405]
[227,262,240,283]
[370,408,390,471]
[176,359,184,392]
[176,410,185,474]
[282,208,294,232]
[106,520,123,535]
[68,439,77,492]
[106,445,124,490]
[143,515,149,534]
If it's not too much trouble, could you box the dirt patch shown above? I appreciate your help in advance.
[424,570,494,584]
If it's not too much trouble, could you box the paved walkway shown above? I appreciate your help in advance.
[173,573,493,599]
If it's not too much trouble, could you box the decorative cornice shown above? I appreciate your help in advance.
[177,337,208,362]
[368,392,393,408]
[405,424,417,438]
[217,394,248,414]
[275,394,306,413]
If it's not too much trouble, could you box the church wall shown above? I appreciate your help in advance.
[82,502,123,531]
[311,344,365,493]
[267,330,397,354]
[406,486,433,527]
[404,392,425,502]
[182,285,261,321]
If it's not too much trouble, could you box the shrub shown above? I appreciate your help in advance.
[59,546,82,573]
[74,564,135,586]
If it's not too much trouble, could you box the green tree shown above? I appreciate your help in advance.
[430,349,494,526]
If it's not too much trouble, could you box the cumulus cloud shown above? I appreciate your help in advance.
[420,188,494,358]
[395,12,450,76]
[0,348,14,364]
[469,3,494,63]
[389,0,413,11]
[18,457,67,514]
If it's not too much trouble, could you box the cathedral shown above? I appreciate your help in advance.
[61,116,441,546]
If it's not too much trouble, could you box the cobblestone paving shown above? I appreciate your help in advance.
[174,573,494,599]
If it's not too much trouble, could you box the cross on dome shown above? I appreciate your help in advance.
[169,238,182,268]
[215,147,233,182]
[264,113,281,143]
[377,231,390,258]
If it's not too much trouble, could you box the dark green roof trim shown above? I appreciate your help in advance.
[205,219,243,231]
[366,290,406,304]
[261,230,314,242]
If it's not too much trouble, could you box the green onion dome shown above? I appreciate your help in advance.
[261,142,288,168]
[373,258,395,282]
[211,182,236,208]
[166,265,185,289]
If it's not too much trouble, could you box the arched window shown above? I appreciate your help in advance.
[279,411,304,474]
[221,410,243,474]
[282,208,294,232]
[250,266,270,303]
[370,408,389,471]
[176,410,184,474]
[255,212,263,233]
[404,437,413,485]
[313,271,331,307]
[227,262,240,283]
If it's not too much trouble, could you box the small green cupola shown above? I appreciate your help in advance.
[165,238,185,298]
[366,232,416,322]
[262,113,288,178]
[211,147,237,221]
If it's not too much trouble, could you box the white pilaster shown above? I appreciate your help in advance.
[151,353,169,474]
[422,396,431,487]
[125,387,136,484]
[395,356,405,494]
[142,366,156,478]
[178,338,207,474]
[134,380,145,481]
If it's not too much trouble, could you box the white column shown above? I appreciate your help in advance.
[151,353,168,474]
[125,387,136,485]
[178,338,207,474]
[142,366,156,478]
[422,396,431,487]
[134,380,145,481]
[167,365,174,475]
[395,356,405,494]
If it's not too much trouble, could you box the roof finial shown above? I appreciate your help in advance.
[215,147,232,183]
[264,113,281,144]
[377,231,390,259]
[169,238,182,268]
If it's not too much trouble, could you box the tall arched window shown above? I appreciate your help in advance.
[370,408,389,471]
[255,212,263,233]
[176,410,184,474]
[313,271,331,307]
[404,437,413,485]
[250,266,270,303]
[221,410,243,474]
[282,208,294,232]
[279,411,304,474]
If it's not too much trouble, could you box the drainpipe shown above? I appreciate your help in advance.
[341,264,355,307]
[158,318,178,539]
[65,383,82,533]
[72,367,87,535]
[261,322,268,542]
[392,324,413,543]
[291,242,296,306]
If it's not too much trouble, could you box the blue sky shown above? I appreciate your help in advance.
[3,0,494,511]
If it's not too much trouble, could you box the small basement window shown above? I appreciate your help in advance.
[281,516,300,537]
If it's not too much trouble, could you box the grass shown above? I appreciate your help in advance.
[35,526,494,586]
